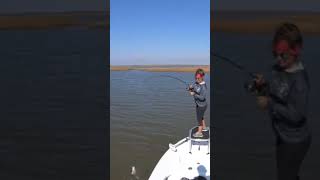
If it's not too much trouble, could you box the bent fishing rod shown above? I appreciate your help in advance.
[212,52,256,78]
[212,52,270,96]
[159,75,188,86]
[159,75,194,91]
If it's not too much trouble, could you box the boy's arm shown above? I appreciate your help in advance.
[268,79,308,124]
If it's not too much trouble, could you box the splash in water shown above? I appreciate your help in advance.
[129,166,139,180]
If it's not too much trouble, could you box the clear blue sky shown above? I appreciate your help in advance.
[110,0,210,65]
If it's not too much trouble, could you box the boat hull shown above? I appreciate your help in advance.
[149,136,210,180]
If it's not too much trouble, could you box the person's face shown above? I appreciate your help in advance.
[274,52,296,69]
[273,40,298,69]
[195,74,203,83]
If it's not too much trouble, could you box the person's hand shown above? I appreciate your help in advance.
[254,74,266,87]
[190,91,195,96]
[256,96,269,110]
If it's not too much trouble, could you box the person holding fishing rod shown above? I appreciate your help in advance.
[188,68,208,138]
[214,22,310,180]
[158,71,208,138]
[253,23,310,180]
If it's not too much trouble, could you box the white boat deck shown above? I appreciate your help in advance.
[149,127,210,180]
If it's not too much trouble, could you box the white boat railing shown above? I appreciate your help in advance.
[169,137,189,152]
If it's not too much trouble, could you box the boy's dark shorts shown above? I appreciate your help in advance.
[196,105,207,124]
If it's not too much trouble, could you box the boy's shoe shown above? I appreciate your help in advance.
[202,127,209,131]
[193,132,203,138]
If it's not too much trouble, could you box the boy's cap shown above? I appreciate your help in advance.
[274,40,301,56]
[196,73,204,78]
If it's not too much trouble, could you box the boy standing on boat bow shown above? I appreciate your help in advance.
[189,68,208,138]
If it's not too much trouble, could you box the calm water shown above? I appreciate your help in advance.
[110,71,210,180]
[212,32,320,180]
[0,29,107,180]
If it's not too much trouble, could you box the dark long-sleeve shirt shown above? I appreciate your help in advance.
[267,62,311,143]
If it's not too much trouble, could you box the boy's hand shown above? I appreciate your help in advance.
[256,96,269,110]
[190,91,195,96]
[254,74,266,87]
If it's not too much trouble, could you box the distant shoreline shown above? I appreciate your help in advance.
[212,11,320,34]
[110,65,210,72]
[2,10,319,34]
